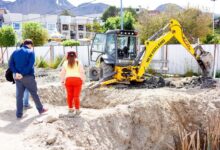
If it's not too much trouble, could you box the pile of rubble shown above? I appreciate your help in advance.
[166,76,217,89]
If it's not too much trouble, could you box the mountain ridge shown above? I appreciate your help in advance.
[0,0,109,16]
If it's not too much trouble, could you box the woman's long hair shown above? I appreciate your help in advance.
[67,51,77,68]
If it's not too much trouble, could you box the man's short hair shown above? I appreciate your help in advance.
[23,39,33,46]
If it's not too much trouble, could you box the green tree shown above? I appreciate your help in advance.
[86,21,103,33]
[101,6,118,22]
[203,34,220,44]
[178,8,212,43]
[0,26,16,64]
[60,9,74,16]
[86,23,92,32]
[136,8,212,44]
[22,22,49,46]
[136,10,168,43]
[103,11,136,31]
[103,16,120,31]
[93,21,103,33]
[125,7,138,20]
[123,11,136,30]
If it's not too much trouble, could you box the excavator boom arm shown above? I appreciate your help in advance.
[137,19,213,78]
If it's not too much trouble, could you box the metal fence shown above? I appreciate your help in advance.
[1,44,219,75]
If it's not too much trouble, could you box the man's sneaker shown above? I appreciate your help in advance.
[23,105,33,110]
[17,116,22,119]
[40,108,48,114]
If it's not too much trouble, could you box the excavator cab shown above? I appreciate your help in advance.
[89,30,138,80]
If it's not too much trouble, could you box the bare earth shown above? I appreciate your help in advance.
[0,71,220,150]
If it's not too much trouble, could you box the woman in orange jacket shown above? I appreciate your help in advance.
[60,51,85,115]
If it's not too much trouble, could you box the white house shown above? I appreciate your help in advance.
[2,12,97,42]
[58,15,95,40]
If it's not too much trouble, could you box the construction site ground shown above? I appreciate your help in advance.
[0,68,219,150]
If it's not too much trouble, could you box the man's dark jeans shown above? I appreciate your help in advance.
[15,75,43,118]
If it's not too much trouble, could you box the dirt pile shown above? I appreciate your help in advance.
[166,76,217,89]
[35,68,61,84]
[91,76,217,90]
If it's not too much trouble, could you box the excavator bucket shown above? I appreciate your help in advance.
[199,52,213,76]
[194,45,214,76]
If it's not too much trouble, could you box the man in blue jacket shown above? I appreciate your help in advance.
[9,39,48,118]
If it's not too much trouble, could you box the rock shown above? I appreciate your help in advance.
[33,118,43,124]
[212,101,220,108]
[49,146,64,150]
[44,115,59,123]
[46,134,57,145]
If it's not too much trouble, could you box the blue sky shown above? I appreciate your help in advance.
[4,0,220,14]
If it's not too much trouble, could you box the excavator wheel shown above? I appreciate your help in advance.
[99,62,114,80]
[89,66,100,81]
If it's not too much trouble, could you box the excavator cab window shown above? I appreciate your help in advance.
[106,34,116,58]
[117,35,137,60]
[90,33,106,62]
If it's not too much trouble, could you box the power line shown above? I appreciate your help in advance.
[3,0,98,24]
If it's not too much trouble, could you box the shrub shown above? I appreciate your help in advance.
[147,68,157,75]
[184,70,199,77]
[0,26,16,47]
[22,22,49,46]
[35,57,49,68]
[62,40,80,47]
[49,56,63,69]
[203,34,220,44]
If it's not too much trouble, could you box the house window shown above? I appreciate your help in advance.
[79,33,83,39]
[70,31,76,39]
[62,24,69,31]
[13,23,20,30]
[70,25,76,31]
[78,25,84,31]
[48,24,56,30]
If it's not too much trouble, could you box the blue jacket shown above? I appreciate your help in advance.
[9,46,35,76]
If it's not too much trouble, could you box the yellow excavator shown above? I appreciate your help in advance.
[89,19,213,88]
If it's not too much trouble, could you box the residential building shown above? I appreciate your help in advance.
[215,18,220,28]
[0,15,4,27]
[3,13,58,40]
[58,15,95,40]
[0,8,7,28]
[0,8,7,15]
[1,12,96,42]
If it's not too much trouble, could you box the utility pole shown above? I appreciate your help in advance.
[211,0,216,34]
[120,0,123,30]
[211,0,217,78]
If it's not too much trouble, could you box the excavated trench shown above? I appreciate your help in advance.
[34,77,220,150]
[38,76,217,108]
